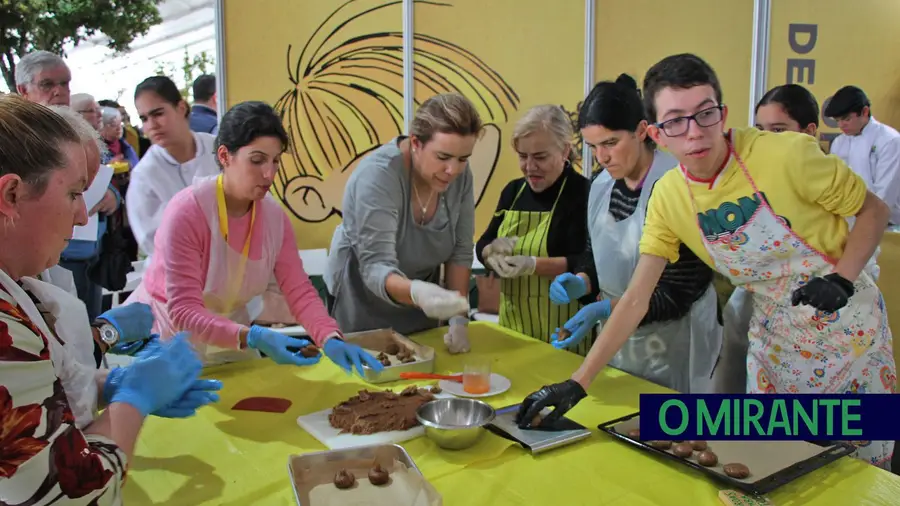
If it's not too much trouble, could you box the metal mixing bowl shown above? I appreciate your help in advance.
[416,398,496,450]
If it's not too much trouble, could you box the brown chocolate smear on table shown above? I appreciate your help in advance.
[696,450,718,467]
[368,463,390,485]
[385,342,401,355]
[723,463,751,479]
[672,443,694,458]
[231,397,292,413]
[689,440,708,451]
[334,469,356,489]
[329,388,437,435]
[648,440,672,450]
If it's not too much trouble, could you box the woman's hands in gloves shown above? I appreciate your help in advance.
[97,303,154,343]
[551,299,611,350]
[549,273,588,303]
[324,336,385,376]
[791,273,855,313]
[106,333,204,417]
[409,280,470,319]
[444,315,470,354]
[515,379,587,429]
[492,256,536,278]
[247,326,322,366]
[482,237,518,259]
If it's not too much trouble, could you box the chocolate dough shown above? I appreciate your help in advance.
[368,463,390,485]
[334,469,356,489]
[385,342,401,355]
[231,397,292,413]
[672,443,694,458]
[329,388,436,435]
[697,450,718,467]
[723,463,751,479]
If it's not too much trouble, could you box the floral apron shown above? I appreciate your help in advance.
[683,144,896,468]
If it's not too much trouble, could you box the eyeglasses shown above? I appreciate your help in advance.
[655,104,725,137]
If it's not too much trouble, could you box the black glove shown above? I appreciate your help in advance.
[515,379,587,429]
[790,273,855,313]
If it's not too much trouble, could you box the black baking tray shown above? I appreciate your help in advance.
[598,411,857,496]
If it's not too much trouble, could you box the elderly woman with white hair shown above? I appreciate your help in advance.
[99,105,140,169]
[475,105,591,351]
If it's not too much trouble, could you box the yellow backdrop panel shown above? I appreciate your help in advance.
[223,0,404,250]
[593,0,755,130]
[768,0,900,147]
[412,0,585,241]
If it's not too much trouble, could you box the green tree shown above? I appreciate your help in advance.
[0,0,163,91]
[154,46,215,101]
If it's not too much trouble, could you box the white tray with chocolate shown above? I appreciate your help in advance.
[344,328,436,384]
[297,385,450,449]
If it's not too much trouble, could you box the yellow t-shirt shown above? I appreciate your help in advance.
[640,127,868,268]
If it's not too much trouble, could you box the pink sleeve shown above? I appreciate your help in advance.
[164,192,244,348]
[274,213,341,346]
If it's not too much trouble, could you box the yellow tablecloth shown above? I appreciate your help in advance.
[123,323,900,505]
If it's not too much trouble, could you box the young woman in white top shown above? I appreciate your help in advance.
[126,76,219,256]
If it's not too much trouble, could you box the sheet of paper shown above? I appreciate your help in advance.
[72,165,113,241]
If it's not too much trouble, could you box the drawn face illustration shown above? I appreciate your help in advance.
[515,129,569,193]
[581,123,647,181]
[410,132,478,192]
[218,136,284,202]
[273,0,518,224]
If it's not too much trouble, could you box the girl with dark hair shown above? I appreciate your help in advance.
[545,74,720,393]
[125,101,381,373]
[755,84,819,135]
[127,75,219,256]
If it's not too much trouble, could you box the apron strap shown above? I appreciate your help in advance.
[216,174,256,257]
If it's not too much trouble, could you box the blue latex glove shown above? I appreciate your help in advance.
[155,379,223,418]
[551,299,612,350]
[549,273,587,304]
[324,337,385,377]
[109,334,159,356]
[98,303,154,343]
[107,333,202,416]
[247,325,322,366]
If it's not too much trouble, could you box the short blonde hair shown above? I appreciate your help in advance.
[410,93,483,144]
[511,105,575,162]
[0,95,80,195]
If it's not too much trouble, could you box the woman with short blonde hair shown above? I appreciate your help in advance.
[475,104,591,351]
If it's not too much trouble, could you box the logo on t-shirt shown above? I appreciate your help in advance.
[697,191,792,240]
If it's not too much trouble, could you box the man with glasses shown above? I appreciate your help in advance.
[14,50,71,106]
[516,53,894,470]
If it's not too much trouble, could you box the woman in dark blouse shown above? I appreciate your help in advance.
[547,74,722,393]
[476,105,591,351]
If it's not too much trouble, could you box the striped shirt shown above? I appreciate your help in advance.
[579,178,714,325]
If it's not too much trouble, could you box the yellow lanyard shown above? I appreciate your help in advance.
[216,174,256,258]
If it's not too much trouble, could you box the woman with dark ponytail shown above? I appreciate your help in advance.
[527,74,721,406]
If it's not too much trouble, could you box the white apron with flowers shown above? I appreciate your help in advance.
[683,144,896,468]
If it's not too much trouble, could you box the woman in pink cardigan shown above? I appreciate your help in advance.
[125,101,383,373]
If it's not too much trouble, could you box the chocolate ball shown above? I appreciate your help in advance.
[368,463,390,485]
[689,440,708,451]
[696,450,718,467]
[300,345,320,358]
[672,443,694,458]
[385,343,400,355]
[334,469,356,489]
[648,440,672,450]
[430,384,442,394]
[723,463,751,479]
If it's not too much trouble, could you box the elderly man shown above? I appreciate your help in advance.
[14,50,71,105]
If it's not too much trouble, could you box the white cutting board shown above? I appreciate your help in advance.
[297,392,453,450]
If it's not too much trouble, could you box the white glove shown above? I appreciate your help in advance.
[409,280,470,320]
[495,255,536,278]
[482,237,518,259]
[443,315,470,354]
[485,254,513,275]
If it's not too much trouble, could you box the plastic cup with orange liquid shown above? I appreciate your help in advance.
[463,358,491,395]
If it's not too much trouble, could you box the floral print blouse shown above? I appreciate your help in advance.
[0,284,126,504]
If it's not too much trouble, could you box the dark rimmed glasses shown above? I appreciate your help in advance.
[655,104,725,137]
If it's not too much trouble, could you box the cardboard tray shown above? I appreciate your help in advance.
[598,412,856,496]
[344,328,435,384]
[287,443,442,505]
